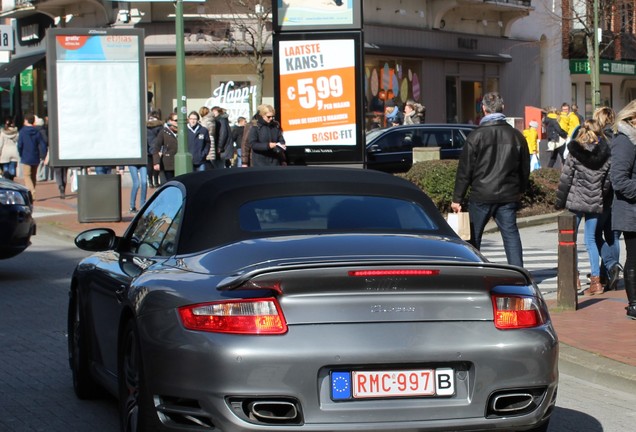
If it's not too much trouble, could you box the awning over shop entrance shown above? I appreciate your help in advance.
[365,43,512,63]
[0,53,45,80]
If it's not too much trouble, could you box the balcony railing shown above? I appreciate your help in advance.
[484,0,531,6]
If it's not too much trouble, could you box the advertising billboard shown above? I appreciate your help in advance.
[275,32,364,166]
[273,0,362,32]
[46,28,146,167]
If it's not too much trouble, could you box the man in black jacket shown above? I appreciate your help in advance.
[451,92,530,267]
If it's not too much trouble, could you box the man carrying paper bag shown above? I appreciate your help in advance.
[450,92,530,267]
[447,212,471,240]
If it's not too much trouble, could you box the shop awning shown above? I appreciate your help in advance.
[364,43,512,63]
[0,53,46,80]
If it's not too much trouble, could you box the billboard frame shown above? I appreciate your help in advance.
[46,27,147,168]
[274,31,365,166]
[273,0,362,33]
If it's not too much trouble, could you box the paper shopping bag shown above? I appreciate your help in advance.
[447,212,471,240]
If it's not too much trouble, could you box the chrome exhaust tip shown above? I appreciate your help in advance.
[248,400,299,422]
[491,392,534,413]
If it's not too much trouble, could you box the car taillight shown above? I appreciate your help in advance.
[349,269,440,277]
[178,298,287,335]
[492,295,545,329]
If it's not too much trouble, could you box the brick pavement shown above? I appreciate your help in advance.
[25,176,636,391]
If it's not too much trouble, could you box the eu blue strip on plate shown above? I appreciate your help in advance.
[331,371,351,400]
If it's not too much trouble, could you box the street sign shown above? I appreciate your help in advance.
[0,25,14,51]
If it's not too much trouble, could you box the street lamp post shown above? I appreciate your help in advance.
[174,0,192,175]
[592,0,601,110]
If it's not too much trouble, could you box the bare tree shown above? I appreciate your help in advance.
[199,0,273,107]
[558,0,636,107]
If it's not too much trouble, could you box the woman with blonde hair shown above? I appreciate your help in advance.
[593,106,622,290]
[609,100,636,318]
[555,119,611,295]
[247,104,286,166]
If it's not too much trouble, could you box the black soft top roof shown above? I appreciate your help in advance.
[169,166,452,254]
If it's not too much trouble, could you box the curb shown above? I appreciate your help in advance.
[558,344,636,396]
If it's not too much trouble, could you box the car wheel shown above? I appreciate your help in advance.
[67,289,101,399]
[118,320,161,432]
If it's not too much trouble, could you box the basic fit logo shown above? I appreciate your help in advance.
[57,35,89,50]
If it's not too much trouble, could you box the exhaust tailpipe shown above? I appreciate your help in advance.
[248,401,299,422]
[490,393,534,413]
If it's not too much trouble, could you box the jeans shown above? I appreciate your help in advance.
[469,201,524,267]
[95,166,113,175]
[194,163,207,172]
[128,165,147,209]
[596,207,621,274]
[547,144,566,168]
[574,212,601,277]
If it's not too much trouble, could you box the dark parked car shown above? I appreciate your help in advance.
[69,167,557,432]
[0,177,36,259]
[366,123,477,173]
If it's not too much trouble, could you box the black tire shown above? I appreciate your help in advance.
[67,290,102,399]
[118,320,162,432]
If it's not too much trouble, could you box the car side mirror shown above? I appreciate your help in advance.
[75,228,119,252]
[368,144,381,153]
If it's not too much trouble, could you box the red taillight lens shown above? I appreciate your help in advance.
[349,269,440,277]
[178,298,287,334]
[492,295,545,329]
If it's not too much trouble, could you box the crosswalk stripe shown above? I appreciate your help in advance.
[480,244,591,297]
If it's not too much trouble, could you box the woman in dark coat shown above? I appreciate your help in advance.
[555,120,611,296]
[609,100,636,319]
[544,106,568,168]
[248,104,286,167]
[146,111,163,187]
[151,114,179,182]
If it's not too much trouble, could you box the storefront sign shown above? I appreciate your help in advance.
[570,59,636,76]
[0,25,13,51]
[20,66,32,90]
[279,38,357,147]
[205,80,258,123]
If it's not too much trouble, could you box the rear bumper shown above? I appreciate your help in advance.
[138,316,558,432]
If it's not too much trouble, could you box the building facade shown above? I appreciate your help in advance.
[0,0,538,127]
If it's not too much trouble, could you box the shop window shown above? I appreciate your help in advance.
[584,83,612,118]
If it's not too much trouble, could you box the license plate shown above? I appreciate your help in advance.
[331,368,455,400]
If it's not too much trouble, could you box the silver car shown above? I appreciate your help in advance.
[69,167,557,432]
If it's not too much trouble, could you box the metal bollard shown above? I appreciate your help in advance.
[557,211,578,311]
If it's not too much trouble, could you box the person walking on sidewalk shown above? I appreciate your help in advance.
[555,120,611,296]
[544,106,568,168]
[609,100,636,319]
[146,110,163,188]
[186,111,211,172]
[17,113,47,199]
[593,106,622,290]
[0,118,19,180]
[451,92,530,267]
[151,114,178,182]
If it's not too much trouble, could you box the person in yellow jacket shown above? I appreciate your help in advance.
[523,120,540,171]
[559,102,580,137]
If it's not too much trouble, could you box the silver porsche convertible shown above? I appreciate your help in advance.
[68,166,557,432]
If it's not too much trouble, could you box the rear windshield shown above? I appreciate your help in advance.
[239,195,439,232]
